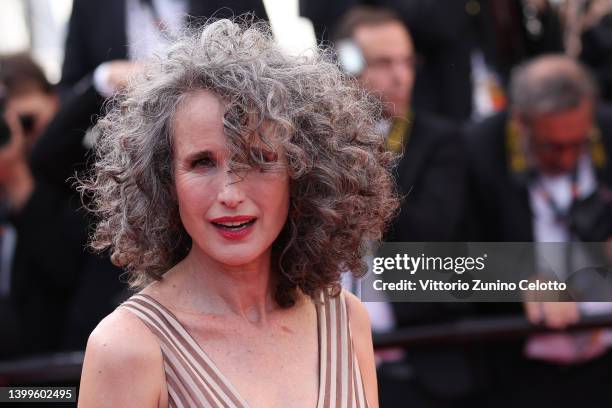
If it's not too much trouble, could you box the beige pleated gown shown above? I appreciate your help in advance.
[121,290,369,408]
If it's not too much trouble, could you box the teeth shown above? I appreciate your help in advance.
[219,221,247,227]
[213,219,255,228]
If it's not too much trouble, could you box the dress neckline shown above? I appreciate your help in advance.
[134,292,325,408]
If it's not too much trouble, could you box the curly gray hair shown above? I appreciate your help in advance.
[80,18,399,307]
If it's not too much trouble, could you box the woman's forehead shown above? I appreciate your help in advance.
[174,90,226,127]
[173,92,283,150]
[172,91,227,155]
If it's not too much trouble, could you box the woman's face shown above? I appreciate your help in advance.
[172,90,290,268]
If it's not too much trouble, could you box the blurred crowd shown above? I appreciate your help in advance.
[2,0,612,407]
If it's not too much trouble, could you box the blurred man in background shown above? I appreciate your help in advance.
[304,0,563,122]
[465,54,612,407]
[333,7,487,408]
[60,0,269,99]
[333,6,465,243]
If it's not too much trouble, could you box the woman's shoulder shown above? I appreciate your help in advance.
[78,306,165,407]
[86,305,161,362]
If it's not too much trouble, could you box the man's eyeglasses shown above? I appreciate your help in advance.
[531,138,590,155]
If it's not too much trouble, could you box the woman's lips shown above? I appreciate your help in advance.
[209,216,257,240]
[210,215,257,223]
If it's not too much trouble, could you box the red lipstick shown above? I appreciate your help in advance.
[209,215,257,240]
[209,215,257,223]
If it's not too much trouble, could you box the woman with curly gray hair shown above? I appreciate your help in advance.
[78,18,397,408]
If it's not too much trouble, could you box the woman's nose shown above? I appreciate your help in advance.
[217,170,246,208]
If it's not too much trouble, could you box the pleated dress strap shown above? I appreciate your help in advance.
[316,289,369,408]
[121,294,250,408]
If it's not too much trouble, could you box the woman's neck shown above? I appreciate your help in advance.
[156,247,279,325]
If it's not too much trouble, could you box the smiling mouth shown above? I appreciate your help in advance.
[211,219,257,230]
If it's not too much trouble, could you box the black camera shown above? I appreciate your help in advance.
[0,97,35,148]
[0,86,10,147]
[0,108,10,148]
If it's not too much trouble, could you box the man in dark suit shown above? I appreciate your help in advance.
[304,0,563,121]
[465,55,612,407]
[333,6,465,243]
[333,8,488,408]
[60,0,268,94]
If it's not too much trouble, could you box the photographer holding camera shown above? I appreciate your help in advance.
[0,54,60,213]
[0,54,58,151]
[0,54,91,358]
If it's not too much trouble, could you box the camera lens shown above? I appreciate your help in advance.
[0,110,11,148]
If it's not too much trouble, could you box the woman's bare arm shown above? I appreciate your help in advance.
[78,308,165,407]
[344,289,379,408]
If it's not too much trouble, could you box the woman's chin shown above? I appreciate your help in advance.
[191,245,269,268]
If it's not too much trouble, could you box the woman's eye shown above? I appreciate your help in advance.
[192,157,216,168]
